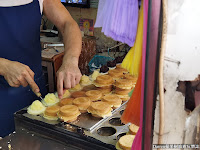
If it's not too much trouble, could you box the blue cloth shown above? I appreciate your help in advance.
[0,0,47,137]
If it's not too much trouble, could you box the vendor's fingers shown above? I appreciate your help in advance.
[64,74,71,89]
[25,73,40,93]
[12,79,20,87]
[25,65,35,79]
[11,82,20,87]
[8,79,20,87]
[71,75,76,88]
[75,74,82,85]
[57,74,64,98]
[18,76,28,87]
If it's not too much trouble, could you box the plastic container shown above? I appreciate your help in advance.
[88,55,114,72]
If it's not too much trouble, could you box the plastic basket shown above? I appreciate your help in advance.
[88,55,114,72]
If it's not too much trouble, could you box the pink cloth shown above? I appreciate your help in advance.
[131,0,148,149]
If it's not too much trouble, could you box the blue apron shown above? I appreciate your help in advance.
[0,0,47,137]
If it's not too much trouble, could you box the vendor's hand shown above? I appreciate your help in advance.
[56,56,82,99]
[0,59,40,93]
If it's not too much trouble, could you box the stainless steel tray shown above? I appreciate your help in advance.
[23,101,128,131]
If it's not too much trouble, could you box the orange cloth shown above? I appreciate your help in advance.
[121,61,142,126]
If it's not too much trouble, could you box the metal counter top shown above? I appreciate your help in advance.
[0,127,81,150]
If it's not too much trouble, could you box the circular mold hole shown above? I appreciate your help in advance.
[97,127,116,136]
[117,133,126,140]
[120,109,124,115]
[109,118,125,126]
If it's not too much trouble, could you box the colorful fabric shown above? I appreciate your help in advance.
[132,0,148,149]
[121,0,143,77]
[95,0,138,47]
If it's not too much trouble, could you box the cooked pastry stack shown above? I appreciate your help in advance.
[114,78,133,101]
[108,69,124,81]
[87,101,112,118]
[58,105,80,122]
[101,94,122,109]
[27,100,46,115]
[93,75,114,94]
[43,105,60,120]
[115,64,129,74]
[85,90,102,101]
[116,135,135,150]
[73,97,91,113]
[123,74,137,86]
[59,98,74,106]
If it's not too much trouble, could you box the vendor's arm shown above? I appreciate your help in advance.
[43,0,82,99]
[0,58,40,93]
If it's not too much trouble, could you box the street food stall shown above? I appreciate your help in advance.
[0,0,165,150]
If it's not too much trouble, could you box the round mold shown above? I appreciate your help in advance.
[97,127,116,136]
[117,132,127,140]
[109,117,125,126]
[120,109,124,115]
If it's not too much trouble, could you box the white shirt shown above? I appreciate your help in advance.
[0,0,43,14]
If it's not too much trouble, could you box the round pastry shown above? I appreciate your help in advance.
[89,101,111,114]
[124,74,137,84]
[128,124,139,135]
[85,90,102,101]
[116,67,129,74]
[80,75,92,86]
[116,135,135,150]
[100,65,109,74]
[42,93,59,107]
[97,85,113,95]
[43,105,60,120]
[58,105,80,122]
[27,100,46,115]
[82,84,97,92]
[114,79,133,90]
[116,94,130,101]
[115,87,132,95]
[59,98,74,106]
[94,75,113,87]
[71,91,86,98]
[102,94,122,109]
[73,97,91,113]
[108,69,124,79]
[87,101,112,118]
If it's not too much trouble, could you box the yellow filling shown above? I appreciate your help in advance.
[27,100,46,115]
[43,93,59,106]
[91,70,100,81]
[80,75,91,85]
